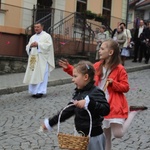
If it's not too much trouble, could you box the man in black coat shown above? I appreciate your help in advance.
[132,20,146,62]
[143,21,150,64]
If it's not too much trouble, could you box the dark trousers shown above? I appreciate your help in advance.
[133,39,145,62]
[133,39,140,61]
[145,46,150,63]
[138,42,146,62]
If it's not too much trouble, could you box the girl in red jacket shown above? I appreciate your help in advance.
[59,39,147,150]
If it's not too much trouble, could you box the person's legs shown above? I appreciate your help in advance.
[121,56,126,66]
[111,111,139,138]
[103,127,112,150]
[103,111,140,150]
[146,47,150,63]
[88,133,105,150]
[29,64,49,97]
[138,43,144,62]
[133,40,140,62]
[144,46,150,64]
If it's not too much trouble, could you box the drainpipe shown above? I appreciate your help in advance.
[126,0,129,28]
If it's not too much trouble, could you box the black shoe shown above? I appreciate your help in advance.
[33,93,43,98]
[32,94,36,98]
[132,60,137,62]
[145,60,148,64]
[130,105,148,111]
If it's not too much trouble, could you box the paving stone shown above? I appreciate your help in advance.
[0,69,150,149]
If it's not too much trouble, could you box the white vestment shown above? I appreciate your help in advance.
[23,31,55,94]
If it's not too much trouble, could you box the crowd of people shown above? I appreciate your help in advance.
[132,20,150,64]
[24,21,148,150]
[95,20,150,66]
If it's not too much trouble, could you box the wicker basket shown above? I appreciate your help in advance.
[57,104,92,150]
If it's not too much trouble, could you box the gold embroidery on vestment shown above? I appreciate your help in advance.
[29,55,37,71]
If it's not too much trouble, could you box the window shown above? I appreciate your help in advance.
[102,0,112,25]
[37,0,53,8]
[76,0,87,13]
[77,0,87,2]
[128,13,132,23]
[103,0,111,9]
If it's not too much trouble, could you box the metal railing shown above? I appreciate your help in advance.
[47,12,99,54]
[25,8,125,56]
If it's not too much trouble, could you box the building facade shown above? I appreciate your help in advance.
[0,0,128,57]
[128,0,150,29]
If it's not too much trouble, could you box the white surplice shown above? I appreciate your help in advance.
[23,31,55,94]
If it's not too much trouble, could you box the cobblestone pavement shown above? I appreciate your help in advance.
[0,69,150,150]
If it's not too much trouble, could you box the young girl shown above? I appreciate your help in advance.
[59,39,147,150]
[42,61,110,150]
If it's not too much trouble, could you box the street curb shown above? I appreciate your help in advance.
[0,78,72,95]
[126,64,150,73]
[0,65,150,95]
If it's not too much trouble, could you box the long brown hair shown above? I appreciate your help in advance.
[98,39,121,78]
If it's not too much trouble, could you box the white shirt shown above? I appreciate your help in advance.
[138,26,144,38]
[98,67,111,102]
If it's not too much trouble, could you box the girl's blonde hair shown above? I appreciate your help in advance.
[74,61,95,82]
[98,39,121,78]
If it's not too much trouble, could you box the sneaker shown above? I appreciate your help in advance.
[130,106,148,111]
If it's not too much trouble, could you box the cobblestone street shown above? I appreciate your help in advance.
[0,69,150,150]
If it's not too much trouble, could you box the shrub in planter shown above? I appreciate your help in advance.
[95,14,106,22]
[83,10,97,20]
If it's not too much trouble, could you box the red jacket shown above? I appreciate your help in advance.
[64,61,129,119]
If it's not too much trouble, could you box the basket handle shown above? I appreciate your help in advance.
[57,104,92,137]
[103,80,109,92]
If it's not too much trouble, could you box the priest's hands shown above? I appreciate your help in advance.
[30,42,38,48]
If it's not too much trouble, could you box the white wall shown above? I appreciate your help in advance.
[53,0,66,10]
[0,0,6,25]
[0,11,5,25]
[52,0,66,26]
[22,0,37,28]
[122,0,127,20]
[144,10,150,20]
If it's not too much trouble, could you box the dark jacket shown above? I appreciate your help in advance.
[111,28,117,38]
[48,81,110,137]
[133,26,146,42]
[143,27,150,41]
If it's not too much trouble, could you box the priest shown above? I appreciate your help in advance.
[23,22,55,98]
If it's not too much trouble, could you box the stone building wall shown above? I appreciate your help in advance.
[0,56,27,75]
